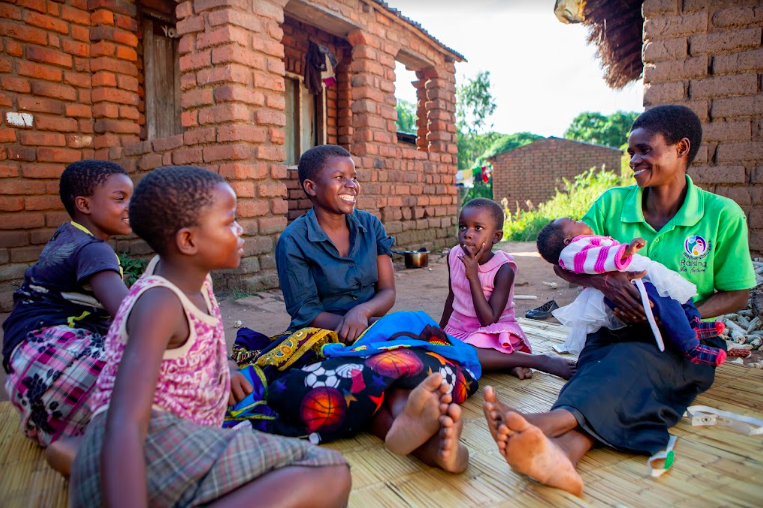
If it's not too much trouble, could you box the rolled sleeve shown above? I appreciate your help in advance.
[275,234,325,330]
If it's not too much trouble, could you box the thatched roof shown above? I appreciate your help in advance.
[557,0,645,89]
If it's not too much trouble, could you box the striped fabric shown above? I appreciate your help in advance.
[71,411,347,507]
[559,235,631,274]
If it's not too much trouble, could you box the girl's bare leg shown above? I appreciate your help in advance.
[208,464,351,508]
[475,348,576,380]
[45,436,83,477]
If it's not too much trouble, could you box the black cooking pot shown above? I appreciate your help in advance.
[391,247,429,268]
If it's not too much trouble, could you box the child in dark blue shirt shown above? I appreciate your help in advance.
[3,160,133,446]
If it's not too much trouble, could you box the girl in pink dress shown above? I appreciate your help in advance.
[440,199,576,380]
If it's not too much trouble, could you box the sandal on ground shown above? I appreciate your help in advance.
[525,300,559,320]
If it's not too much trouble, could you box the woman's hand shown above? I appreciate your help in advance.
[600,270,649,324]
[228,360,253,406]
[336,306,370,344]
[460,243,484,281]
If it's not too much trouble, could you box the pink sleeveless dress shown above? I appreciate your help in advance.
[89,256,230,427]
[444,247,531,354]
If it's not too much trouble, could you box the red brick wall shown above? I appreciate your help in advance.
[0,0,460,310]
[642,0,763,254]
[491,138,622,211]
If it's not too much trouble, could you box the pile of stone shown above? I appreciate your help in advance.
[722,258,763,366]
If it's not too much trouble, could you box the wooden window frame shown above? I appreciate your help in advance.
[142,13,182,140]
[285,72,327,168]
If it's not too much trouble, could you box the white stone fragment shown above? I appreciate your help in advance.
[6,112,33,127]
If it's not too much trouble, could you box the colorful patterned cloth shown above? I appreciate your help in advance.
[4,324,105,446]
[225,311,480,443]
[71,411,347,507]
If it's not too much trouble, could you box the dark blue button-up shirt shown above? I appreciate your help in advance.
[276,208,394,331]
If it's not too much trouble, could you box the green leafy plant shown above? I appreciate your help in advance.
[502,167,629,242]
[118,253,148,287]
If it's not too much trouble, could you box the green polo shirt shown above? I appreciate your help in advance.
[582,175,756,305]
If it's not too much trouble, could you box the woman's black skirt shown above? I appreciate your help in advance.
[552,325,723,455]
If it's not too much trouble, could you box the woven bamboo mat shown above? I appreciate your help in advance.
[2,318,762,507]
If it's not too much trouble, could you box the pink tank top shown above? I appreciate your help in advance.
[90,257,230,427]
[446,246,527,342]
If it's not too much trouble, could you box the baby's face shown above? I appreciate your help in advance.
[556,217,594,240]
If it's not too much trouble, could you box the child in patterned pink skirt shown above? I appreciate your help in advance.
[440,199,576,380]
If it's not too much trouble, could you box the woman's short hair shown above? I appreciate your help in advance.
[297,144,351,190]
[631,105,703,166]
[129,166,226,255]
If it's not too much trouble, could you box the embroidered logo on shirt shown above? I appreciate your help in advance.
[684,235,708,258]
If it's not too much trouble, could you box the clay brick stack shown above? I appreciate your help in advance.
[491,138,622,211]
[642,0,763,253]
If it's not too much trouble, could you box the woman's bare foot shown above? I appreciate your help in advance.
[385,373,452,455]
[45,436,82,477]
[433,404,469,473]
[482,386,578,439]
[537,355,576,379]
[509,366,533,379]
[498,411,584,496]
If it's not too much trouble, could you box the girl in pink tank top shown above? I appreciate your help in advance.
[52,166,350,508]
[440,199,576,380]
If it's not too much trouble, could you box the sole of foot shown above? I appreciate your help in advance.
[385,373,452,455]
[498,411,584,497]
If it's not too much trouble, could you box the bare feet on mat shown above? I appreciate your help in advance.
[432,403,469,473]
[385,373,452,455]
[509,366,533,379]
[498,411,584,496]
[538,355,577,379]
[482,386,507,450]
[45,436,83,477]
[483,386,578,441]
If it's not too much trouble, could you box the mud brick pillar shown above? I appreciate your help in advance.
[88,0,140,158]
[412,73,428,151]
[419,64,458,220]
[347,29,399,214]
[174,0,288,291]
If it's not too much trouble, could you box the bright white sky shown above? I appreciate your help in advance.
[385,0,644,137]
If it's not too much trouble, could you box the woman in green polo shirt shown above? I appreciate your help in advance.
[481,105,756,496]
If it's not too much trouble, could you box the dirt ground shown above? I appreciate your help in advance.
[0,241,579,402]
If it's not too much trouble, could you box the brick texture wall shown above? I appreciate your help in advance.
[491,137,622,211]
[642,0,763,254]
[0,0,460,310]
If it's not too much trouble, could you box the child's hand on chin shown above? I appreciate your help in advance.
[460,243,484,280]
[228,362,253,406]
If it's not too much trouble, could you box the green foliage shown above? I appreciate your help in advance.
[456,71,498,170]
[564,111,640,148]
[395,99,417,134]
[480,131,544,161]
[457,131,503,170]
[462,178,493,205]
[502,168,629,242]
[118,253,147,287]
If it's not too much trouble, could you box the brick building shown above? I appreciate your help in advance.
[0,0,464,310]
[558,0,763,254]
[490,137,622,211]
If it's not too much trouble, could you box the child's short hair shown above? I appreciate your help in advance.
[461,198,504,232]
[59,160,128,218]
[536,220,566,265]
[631,105,703,166]
[129,166,226,255]
[297,144,351,190]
